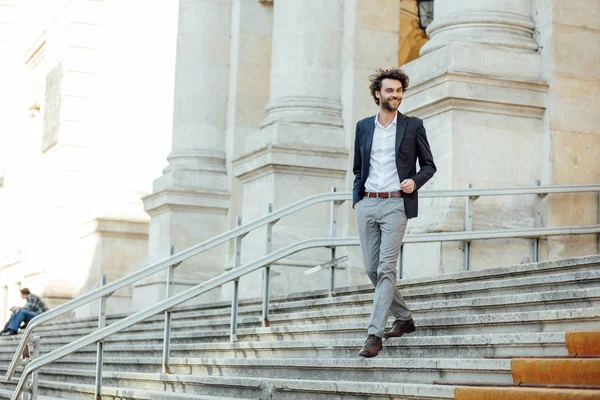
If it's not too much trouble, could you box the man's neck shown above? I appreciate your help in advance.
[377,109,396,128]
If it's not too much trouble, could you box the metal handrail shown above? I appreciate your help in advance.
[6,183,600,393]
[10,236,358,398]
[4,190,349,381]
[417,184,600,197]
[405,225,600,242]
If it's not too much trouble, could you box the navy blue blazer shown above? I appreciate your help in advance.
[352,112,436,219]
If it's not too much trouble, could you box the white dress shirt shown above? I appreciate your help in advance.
[365,112,401,193]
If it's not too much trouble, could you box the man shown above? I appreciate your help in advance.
[1,288,48,336]
[353,68,436,358]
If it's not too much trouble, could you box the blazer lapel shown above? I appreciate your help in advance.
[395,112,408,157]
[364,115,376,161]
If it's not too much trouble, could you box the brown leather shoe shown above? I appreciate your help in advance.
[383,318,416,338]
[358,334,382,358]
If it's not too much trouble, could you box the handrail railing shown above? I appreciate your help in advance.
[10,226,600,398]
[10,236,359,398]
[5,191,350,381]
[6,183,600,399]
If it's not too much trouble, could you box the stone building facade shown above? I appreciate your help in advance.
[0,0,598,323]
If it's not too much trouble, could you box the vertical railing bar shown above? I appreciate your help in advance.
[162,244,176,374]
[329,186,339,297]
[231,216,243,342]
[29,336,40,400]
[597,191,600,254]
[262,203,274,327]
[533,179,542,262]
[397,244,403,279]
[94,274,107,400]
[464,183,473,271]
[329,249,336,296]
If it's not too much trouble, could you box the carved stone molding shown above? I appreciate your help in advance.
[421,4,538,55]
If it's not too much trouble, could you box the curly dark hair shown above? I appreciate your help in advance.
[369,68,410,106]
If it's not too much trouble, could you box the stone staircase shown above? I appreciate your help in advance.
[1,255,599,399]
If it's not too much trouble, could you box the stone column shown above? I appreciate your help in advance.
[135,0,232,310]
[232,0,348,299]
[400,0,548,276]
[420,0,538,55]
[261,0,345,129]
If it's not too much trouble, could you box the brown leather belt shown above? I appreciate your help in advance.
[365,191,403,199]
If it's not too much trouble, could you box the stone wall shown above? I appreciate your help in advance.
[534,0,600,260]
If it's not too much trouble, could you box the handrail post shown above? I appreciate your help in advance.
[231,216,244,342]
[397,244,403,279]
[329,186,342,297]
[28,336,40,400]
[162,244,177,373]
[94,274,108,400]
[533,179,546,262]
[262,203,274,327]
[464,183,477,271]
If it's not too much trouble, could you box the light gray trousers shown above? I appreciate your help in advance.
[355,197,411,337]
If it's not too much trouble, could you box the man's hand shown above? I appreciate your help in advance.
[10,306,18,313]
[353,202,357,209]
[400,179,416,194]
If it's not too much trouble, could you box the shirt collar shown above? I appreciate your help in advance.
[374,112,397,129]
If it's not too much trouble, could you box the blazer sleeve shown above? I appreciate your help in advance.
[352,122,362,204]
[411,120,436,190]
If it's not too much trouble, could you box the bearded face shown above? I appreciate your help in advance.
[377,78,403,112]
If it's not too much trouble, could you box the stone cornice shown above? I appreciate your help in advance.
[0,250,21,270]
[402,72,548,119]
[79,217,149,239]
[143,188,230,216]
[232,144,348,182]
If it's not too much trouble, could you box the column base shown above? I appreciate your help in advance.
[233,123,349,299]
[135,188,229,311]
[74,216,149,318]
[133,278,222,311]
[398,42,549,275]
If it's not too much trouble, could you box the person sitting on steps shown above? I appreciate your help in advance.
[1,288,49,336]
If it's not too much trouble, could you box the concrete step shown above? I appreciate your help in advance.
[0,376,457,400]
[260,268,600,316]
[0,388,62,400]
[0,332,568,360]
[1,256,598,400]
[9,357,514,384]
[0,379,255,400]
[9,306,598,348]
[6,285,599,346]
[21,256,600,334]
